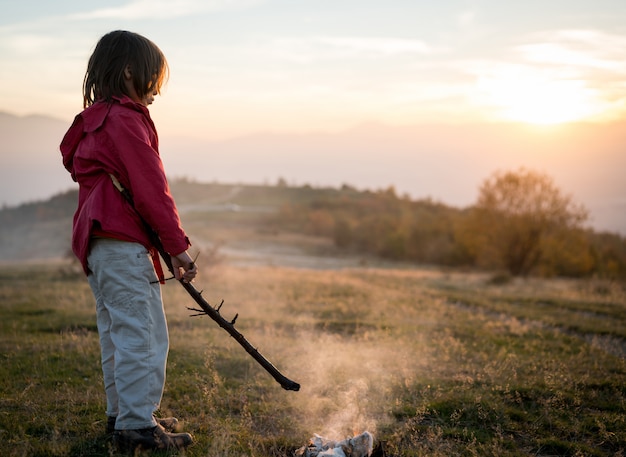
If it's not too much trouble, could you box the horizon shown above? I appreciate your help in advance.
[0,110,625,236]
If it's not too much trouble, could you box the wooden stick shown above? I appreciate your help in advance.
[109,174,300,391]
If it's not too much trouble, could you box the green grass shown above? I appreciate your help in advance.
[1,264,625,456]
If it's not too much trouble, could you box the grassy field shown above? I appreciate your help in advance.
[1,259,625,457]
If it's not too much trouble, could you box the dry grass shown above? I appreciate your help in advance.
[1,262,625,456]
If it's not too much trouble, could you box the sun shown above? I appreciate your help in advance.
[477,67,600,125]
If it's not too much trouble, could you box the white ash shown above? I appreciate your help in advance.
[295,431,373,457]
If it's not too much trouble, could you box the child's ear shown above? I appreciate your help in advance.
[123,65,132,80]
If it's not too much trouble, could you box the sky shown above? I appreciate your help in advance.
[2,0,626,140]
[1,0,625,234]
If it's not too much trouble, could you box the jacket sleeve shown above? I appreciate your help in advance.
[110,110,190,256]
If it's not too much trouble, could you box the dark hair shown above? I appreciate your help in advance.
[82,30,169,107]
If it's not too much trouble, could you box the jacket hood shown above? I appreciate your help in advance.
[59,96,147,180]
[60,102,111,181]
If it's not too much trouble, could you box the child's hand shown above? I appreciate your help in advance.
[172,251,198,283]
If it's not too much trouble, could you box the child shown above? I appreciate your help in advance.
[60,30,197,452]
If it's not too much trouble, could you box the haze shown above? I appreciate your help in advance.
[1,1,625,234]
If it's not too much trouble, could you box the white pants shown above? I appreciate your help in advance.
[87,238,168,430]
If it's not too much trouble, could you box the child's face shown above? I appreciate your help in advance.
[123,65,157,107]
[125,83,156,107]
[141,91,157,106]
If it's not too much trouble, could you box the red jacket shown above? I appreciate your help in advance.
[60,95,190,275]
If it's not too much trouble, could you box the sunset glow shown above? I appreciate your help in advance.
[478,68,601,125]
[1,1,625,138]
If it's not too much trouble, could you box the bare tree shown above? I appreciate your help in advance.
[465,168,588,276]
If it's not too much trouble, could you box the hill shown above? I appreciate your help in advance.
[0,189,76,261]
[1,179,624,278]
[0,181,364,268]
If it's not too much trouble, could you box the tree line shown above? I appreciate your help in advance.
[268,169,626,279]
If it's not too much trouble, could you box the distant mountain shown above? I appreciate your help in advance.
[0,111,75,207]
[1,110,624,234]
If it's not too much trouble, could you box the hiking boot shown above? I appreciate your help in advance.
[156,416,180,432]
[113,423,194,452]
[106,416,180,434]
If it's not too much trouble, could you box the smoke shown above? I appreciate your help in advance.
[172,265,440,443]
[285,328,430,441]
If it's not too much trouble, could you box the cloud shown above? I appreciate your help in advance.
[250,35,440,66]
[0,33,60,55]
[456,10,476,27]
[456,28,626,123]
[516,29,626,72]
[314,36,437,56]
[67,0,264,20]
